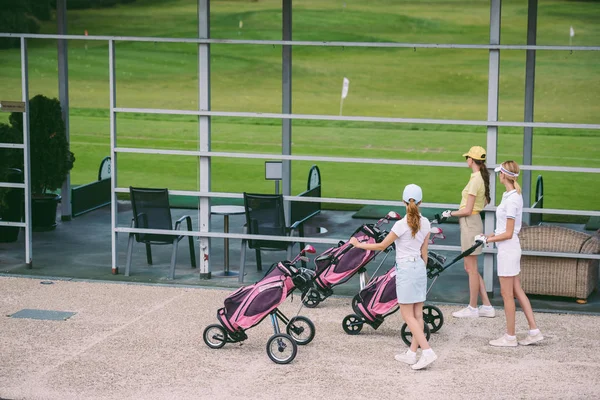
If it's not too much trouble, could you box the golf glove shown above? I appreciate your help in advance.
[441,210,453,219]
[474,234,488,246]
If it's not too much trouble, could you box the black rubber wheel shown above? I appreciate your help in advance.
[302,288,321,309]
[286,316,316,345]
[203,324,227,349]
[266,333,297,364]
[342,314,364,335]
[423,305,444,333]
[400,322,431,346]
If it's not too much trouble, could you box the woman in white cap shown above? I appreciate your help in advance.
[474,161,543,347]
[350,184,437,370]
[442,146,495,319]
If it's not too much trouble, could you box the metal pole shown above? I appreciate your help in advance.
[57,0,71,221]
[522,0,538,225]
[282,0,292,226]
[21,37,32,267]
[109,40,118,274]
[484,0,502,295]
[198,0,212,279]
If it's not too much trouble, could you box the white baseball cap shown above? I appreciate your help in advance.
[402,184,423,203]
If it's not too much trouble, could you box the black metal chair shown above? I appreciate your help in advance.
[126,187,196,279]
[239,192,299,282]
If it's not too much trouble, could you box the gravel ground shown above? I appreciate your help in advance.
[1,277,599,400]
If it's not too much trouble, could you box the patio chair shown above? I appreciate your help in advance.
[126,187,196,279]
[239,192,299,282]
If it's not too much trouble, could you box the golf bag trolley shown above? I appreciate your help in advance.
[301,211,402,308]
[203,246,318,364]
[342,241,485,345]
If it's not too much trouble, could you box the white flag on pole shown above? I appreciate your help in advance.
[341,77,350,99]
[570,26,575,37]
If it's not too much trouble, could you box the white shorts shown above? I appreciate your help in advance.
[497,243,521,277]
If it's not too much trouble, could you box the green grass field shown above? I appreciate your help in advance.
[0,0,598,215]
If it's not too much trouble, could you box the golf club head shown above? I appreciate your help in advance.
[386,211,401,221]
[302,244,316,254]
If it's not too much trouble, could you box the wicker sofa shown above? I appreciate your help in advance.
[518,225,600,303]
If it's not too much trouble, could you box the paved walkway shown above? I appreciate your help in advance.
[1,277,599,400]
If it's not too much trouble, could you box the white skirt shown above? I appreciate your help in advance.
[497,241,521,277]
[395,258,427,304]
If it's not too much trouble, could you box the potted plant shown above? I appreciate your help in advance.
[8,94,75,231]
[0,123,24,241]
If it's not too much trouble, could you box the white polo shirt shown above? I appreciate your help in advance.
[391,216,431,263]
[495,189,523,239]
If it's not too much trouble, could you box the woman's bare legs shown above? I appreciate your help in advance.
[408,302,425,353]
[499,276,516,336]
[464,255,492,308]
[513,275,538,330]
[400,303,430,350]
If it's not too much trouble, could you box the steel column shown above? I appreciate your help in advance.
[484,0,502,294]
[21,38,32,267]
[109,40,118,274]
[57,0,71,221]
[282,0,292,225]
[198,0,212,279]
[522,0,538,225]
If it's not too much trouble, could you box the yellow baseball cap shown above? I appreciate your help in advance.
[462,146,486,161]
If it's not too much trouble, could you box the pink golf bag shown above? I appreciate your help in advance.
[301,212,402,308]
[203,246,317,364]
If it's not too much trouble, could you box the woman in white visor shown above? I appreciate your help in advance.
[474,161,544,347]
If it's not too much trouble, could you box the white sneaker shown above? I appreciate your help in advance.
[489,334,518,347]
[518,332,544,346]
[394,350,417,365]
[411,350,437,370]
[452,306,479,318]
[478,305,496,318]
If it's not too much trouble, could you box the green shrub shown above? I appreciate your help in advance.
[9,95,75,195]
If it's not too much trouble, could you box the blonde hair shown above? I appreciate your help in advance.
[501,160,521,194]
[406,199,421,238]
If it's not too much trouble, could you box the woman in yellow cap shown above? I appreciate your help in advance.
[442,146,495,318]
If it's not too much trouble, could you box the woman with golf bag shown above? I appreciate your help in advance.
[474,161,544,347]
[350,184,437,370]
[442,146,495,319]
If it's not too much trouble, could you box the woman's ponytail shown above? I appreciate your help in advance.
[475,159,491,205]
[406,199,421,238]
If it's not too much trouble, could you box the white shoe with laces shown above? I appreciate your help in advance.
[518,332,544,346]
[394,350,417,365]
[478,305,496,318]
[489,334,518,347]
[411,350,438,370]
[452,306,479,318]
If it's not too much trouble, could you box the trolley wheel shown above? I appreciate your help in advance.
[203,324,227,349]
[342,314,364,335]
[302,288,321,309]
[287,316,316,345]
[266,333,297,364]
[400,322,431,346]
[423,305,444,333]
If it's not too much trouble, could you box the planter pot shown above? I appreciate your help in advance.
[32,194,61,231]
[0,168,24,243]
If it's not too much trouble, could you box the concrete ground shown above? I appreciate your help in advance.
[1,204,600,399]
[1,277,600,400]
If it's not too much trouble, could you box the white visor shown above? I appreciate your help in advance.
[494,165,519,177]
